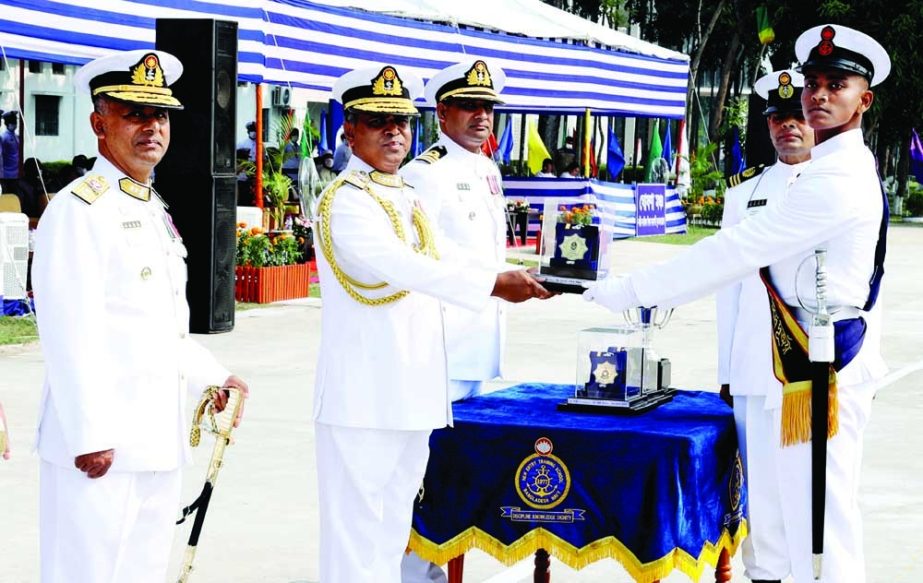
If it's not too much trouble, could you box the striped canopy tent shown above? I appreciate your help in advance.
[0,0,689,118]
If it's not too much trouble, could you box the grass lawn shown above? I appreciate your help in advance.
[0,316,38,345]
[634,224,717,245]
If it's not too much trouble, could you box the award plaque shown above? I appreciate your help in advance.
[559,308,676,415]
[538,201,610,294]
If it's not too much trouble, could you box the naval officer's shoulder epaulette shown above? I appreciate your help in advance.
[70,174,110,205]
[342,170,371,190]
[726,164,766,189]
[415,145,447,165]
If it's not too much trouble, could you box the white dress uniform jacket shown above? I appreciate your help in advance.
[32,156,229,472]
[624,129,886,405]
[602,128,887,583]
[312,156,496,431]
[401,136,507,382]
[716,161,808,397]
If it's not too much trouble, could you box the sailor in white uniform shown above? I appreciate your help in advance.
[717,70,815,583]
[585,25,890,583]
[399,58,509,583]
[313,64,551,583]
[31,50,248,583]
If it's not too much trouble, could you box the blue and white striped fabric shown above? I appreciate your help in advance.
[503,178,687,239]
[0,0,689,117]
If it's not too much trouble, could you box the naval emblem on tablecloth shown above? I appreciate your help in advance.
[515,437,571,509]
[502,438,585,523]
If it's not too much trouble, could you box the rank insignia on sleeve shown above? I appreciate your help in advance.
[726,164,766,188]
[417,145,447,165]
[71,175,110,204]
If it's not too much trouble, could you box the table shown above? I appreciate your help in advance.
[408,384,747,582]
[505,208,534,246]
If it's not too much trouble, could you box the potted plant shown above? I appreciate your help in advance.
[235,225,311,303]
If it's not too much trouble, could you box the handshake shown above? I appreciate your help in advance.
[489,270,640,310]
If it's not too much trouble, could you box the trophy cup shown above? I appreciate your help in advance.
[538,200,610,293]
[558,307,676,414]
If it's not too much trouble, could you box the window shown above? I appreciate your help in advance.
[52,63,65,75]
[28,60,42,73]
[35,95,61,136]
[0,59,5,71]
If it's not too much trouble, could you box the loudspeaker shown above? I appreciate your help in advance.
[155,19,237,175]
[155,19,238,333]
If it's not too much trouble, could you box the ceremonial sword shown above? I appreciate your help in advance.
[808,249,834,580]
[176,386,244,583]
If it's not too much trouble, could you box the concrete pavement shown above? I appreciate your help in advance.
[1,225,921,582]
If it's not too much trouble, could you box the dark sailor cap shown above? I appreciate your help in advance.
[754,69,804,116]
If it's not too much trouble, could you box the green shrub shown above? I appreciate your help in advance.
[905,191,923,217]
[700,201,724,225]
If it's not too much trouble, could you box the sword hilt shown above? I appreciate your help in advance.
[809,249,834,364]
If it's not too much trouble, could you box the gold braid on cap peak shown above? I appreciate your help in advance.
[316,171,438,306]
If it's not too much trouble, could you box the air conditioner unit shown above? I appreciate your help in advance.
[271,85,292,107]
[0,213,29,300]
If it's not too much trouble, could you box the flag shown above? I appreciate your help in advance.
[607,122,625,181]
[756,6,775,45]
[481,131,499,159]
[411,117,424,157]
[676,119,690,191]
[300,109,313,159]
[643,120,663,182]
[526,121,551,175]
[497,119,514,165]
[911,129,923,183]
[583,109,592,178]
[329,100,344,152]
[318,111,329,153]
[662,122,672,166]
[730,127,745,174]
[589,137,599,177]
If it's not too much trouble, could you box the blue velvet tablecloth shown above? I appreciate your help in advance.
[408,384,747,582]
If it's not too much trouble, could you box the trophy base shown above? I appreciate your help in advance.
[538,274,591,294]
[557,387,676,415]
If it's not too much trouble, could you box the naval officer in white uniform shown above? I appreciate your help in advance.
[399,58,509,583]
[401,59,509,403]
[586,24,890,583]
[313,64,551,583]
[716,69,814,583]
[31,50,248,583]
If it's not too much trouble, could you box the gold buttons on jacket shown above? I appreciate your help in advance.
[140,267,152,280]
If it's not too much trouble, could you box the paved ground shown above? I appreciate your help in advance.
[1,225,921,582]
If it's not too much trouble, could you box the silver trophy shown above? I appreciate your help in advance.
[561,306,676,414]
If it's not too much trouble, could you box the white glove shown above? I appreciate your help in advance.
[582,274,641,314]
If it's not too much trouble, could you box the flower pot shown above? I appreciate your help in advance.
[235,263,311,303]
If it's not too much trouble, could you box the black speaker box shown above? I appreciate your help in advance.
[155,18,238,333]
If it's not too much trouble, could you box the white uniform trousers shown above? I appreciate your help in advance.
[40,461,182,583]
[316,422,432,583]
[734,378,875,583]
